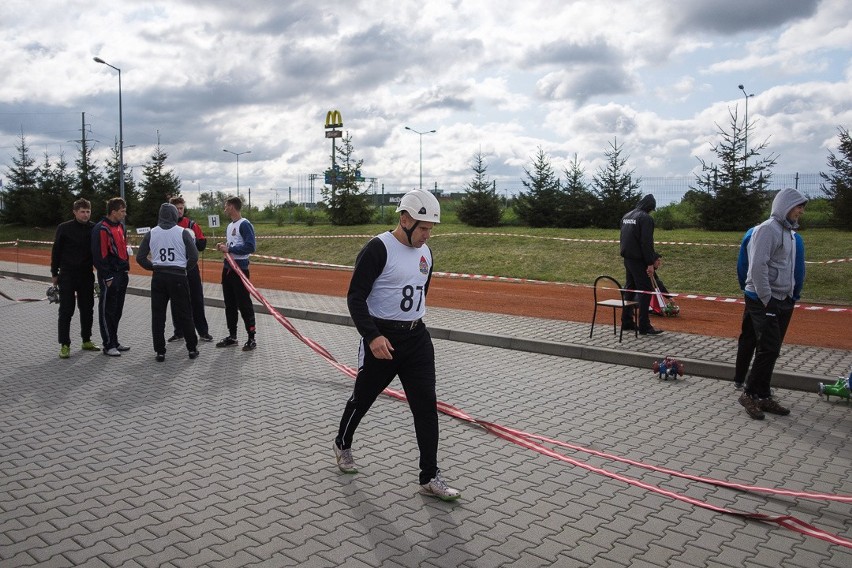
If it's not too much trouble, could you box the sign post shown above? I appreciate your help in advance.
[206,214,220,283]
[324,110,343,199]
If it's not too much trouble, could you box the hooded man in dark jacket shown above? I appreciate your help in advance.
[619,194,662,335]
[136,203,200,362]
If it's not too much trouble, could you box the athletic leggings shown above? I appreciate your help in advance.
[336,324,439,485]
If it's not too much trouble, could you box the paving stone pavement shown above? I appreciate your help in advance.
[0,267,850,567]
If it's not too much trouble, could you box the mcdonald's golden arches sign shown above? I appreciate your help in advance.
[325,110,342,129]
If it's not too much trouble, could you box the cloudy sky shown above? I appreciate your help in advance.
[2,0,850,207]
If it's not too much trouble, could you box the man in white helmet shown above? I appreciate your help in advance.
[333,189,461,501]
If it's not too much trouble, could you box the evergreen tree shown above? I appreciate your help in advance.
[514,147,564,227]
[1,131,39,225]
[74,132,104,218]
[820,126,852,230]
[560,153,597,228]
[100,141,139,221]
[692,107,776,231]
[457,151,502,227]
[322,132,372,225]
[137,139,181,227]
[36,151,75,226]
[591,138,641,228]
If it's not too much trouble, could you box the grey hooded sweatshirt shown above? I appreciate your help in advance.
[135,203,198,275]
[744,188,808,305]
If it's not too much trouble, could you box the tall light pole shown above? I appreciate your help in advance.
[93,57,124,200]
[191,180,201,208]
[222,148,251,197]
[404,126,436,190]
[738,84,754,169]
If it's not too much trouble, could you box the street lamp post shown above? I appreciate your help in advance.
[192,180,201,208]
[222,148,251,197]
[737,84,754,169]
[404,126,436,190]
[93,57,124,200]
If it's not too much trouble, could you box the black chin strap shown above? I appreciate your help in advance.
[401,219,420,246]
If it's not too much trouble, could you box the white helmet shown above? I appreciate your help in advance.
[395,189,441,223]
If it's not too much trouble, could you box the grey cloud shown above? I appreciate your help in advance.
[522,37,618,67]
[537,66,634,104]
[333,24,411,88]
[668,0,820,34]
[417,88,474,112]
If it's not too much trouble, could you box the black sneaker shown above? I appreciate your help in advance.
[739,392,765,420]
[639,327,663,335]
[155,353,165,362]
[621,321,638,331]
[242,338,257,351]
[188,350,199,360]
[167,334,184,343]
[216,336,238,348]
[198,333,214,342]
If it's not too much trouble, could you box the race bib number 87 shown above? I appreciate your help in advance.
[400,285,424,312]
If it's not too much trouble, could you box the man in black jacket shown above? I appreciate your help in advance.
[620,194,663,335]
[51,198,100,358]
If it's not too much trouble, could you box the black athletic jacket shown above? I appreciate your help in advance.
[51,218,95,277]
[619,194,657,266]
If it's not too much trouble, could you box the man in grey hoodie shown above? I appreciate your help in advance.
[738,187,807,420]
[136,203,200,362]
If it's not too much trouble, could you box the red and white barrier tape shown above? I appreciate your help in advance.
[4,234,852,264]
[436,231,741,248]
[252,254,352,270]
[598,286,851,313]
[255,234,373,240]
[223,253,852,548]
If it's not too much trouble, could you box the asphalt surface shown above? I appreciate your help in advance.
[1,261,850,567]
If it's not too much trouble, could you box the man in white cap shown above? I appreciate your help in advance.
[333,189,461,501]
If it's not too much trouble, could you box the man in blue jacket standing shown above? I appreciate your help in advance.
[737,188,808,420]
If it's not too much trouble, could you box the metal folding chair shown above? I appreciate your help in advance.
[589,275,638,342]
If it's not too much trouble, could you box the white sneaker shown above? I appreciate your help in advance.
[334,442,359,474]
[103,348,121,357]
[420,473,461,501]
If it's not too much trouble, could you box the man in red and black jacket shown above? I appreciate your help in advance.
[166,197,212,342]
[91,197,131,357]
